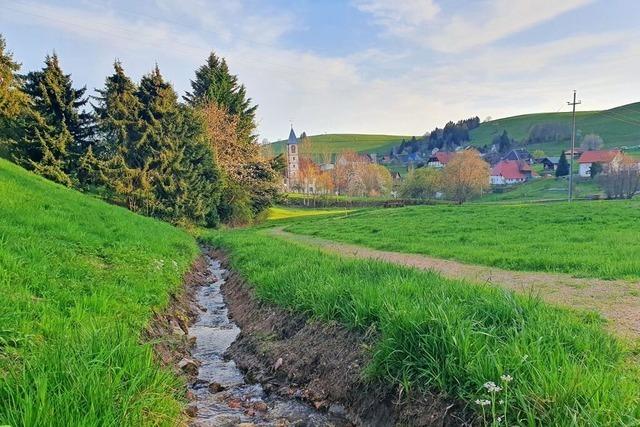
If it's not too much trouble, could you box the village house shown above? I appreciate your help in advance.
[539,156,560,171]
[578,149,622,177]
[490,160,537,185]
[426,151,454,168]
[502,148,533,163]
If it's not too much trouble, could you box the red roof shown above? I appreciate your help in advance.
[433,152,454,164]
[491,160,535,180]
[578,150,621,164]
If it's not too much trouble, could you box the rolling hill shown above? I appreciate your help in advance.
[263,133,410,159]
[263,102,640,158]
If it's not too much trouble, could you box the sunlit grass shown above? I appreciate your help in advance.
[285,201,640,280]
[0,159,198,426]
[206,228,640,425]
[266,206,348,220]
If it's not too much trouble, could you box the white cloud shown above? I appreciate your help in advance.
[356,0,594,53]
[429,0,594,52]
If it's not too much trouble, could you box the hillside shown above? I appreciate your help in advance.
[0,159,198,425]
[263,102,640,160]
[470,102,640,155]
[263,133,410,158]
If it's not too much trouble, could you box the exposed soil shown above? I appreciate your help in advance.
[269,228,640,340]
[145,252,212,379]
[221,253,474,427]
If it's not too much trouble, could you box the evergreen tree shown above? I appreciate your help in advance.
[13,53,91,184]
[92,61,141,158]
[184,52,257,143]
[556,151,570,177]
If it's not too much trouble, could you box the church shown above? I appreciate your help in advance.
[285,127,299,189]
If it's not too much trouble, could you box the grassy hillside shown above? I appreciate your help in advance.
[262,102,640,160]
[471,102,640,155]
[0,159,198,426]
[285,201,640,280]
[263,133,410,158]
[206,228,639,425]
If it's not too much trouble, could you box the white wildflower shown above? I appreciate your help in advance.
[475,399,491,406]
[483,381,502,393]
[497,416,504,422]
[499,400,504,405]
[501,374,513,383]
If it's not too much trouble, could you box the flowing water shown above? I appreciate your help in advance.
[187,257,351,427]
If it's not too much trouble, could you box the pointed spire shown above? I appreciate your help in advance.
[288,127,297,145]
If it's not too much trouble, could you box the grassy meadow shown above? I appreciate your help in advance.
[285,201,640,280]
[479,177,602,203]
[206,228,640,425]
[0,159,199,426]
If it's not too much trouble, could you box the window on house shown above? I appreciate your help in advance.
[291,145,296,153]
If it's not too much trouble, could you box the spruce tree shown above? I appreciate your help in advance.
[15,53,91,184]
[92,61,141,158]
[556,151,570,177]
[184,52,257,143]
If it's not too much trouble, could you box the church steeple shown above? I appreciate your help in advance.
[286,126,299,188]
[288,127,298,145]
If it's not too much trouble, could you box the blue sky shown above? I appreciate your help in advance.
[2,0,639,141]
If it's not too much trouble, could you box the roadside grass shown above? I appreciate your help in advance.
[0,159,198,426]
[284,201,640,280]
[206,228,640,425]
[266,206,348,220]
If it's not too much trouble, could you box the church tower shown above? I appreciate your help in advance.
[286,127,299,188]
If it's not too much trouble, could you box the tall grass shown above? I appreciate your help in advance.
[207,229,640,425]
[286,201,640,280]
[0,159,198,426]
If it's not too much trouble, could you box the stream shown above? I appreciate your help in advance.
[187,257,352,427]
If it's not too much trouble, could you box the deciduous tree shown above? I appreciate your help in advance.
[400,167,441,199]
[441,150,490,204]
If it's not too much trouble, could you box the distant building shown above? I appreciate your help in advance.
[426,151,454,168]
[490,160,537,185]
[285,127,299,188]
[539,156,560,171]
[578,149,622,177]
[502,149,532,163]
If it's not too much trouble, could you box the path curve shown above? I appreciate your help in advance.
[268,228,640,340]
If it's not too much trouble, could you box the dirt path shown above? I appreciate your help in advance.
[268,228,640,340]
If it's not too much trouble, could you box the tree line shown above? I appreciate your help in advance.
[0,35,281,227]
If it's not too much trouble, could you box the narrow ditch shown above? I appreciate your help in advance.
[186,255,353,427]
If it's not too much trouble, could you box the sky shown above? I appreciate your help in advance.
[2,0,640,142]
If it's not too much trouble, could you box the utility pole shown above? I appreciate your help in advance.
[567,90,581,202]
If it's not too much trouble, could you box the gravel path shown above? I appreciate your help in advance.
[269,227,640,340]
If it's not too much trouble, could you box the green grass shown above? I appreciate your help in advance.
[206,228,640,425]
[263,133,410,159]
[266,206,349,220]
[0,159,199,426]
[480,177,602,203]
[471,102,640,154]
[285,201,640,280]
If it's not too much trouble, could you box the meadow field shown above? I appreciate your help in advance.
[0,159,199,425]
[478,177,602,203]
[206,228,640,425]
[285,201,640,279]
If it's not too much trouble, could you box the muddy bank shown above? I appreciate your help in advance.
[220,254,473,426]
